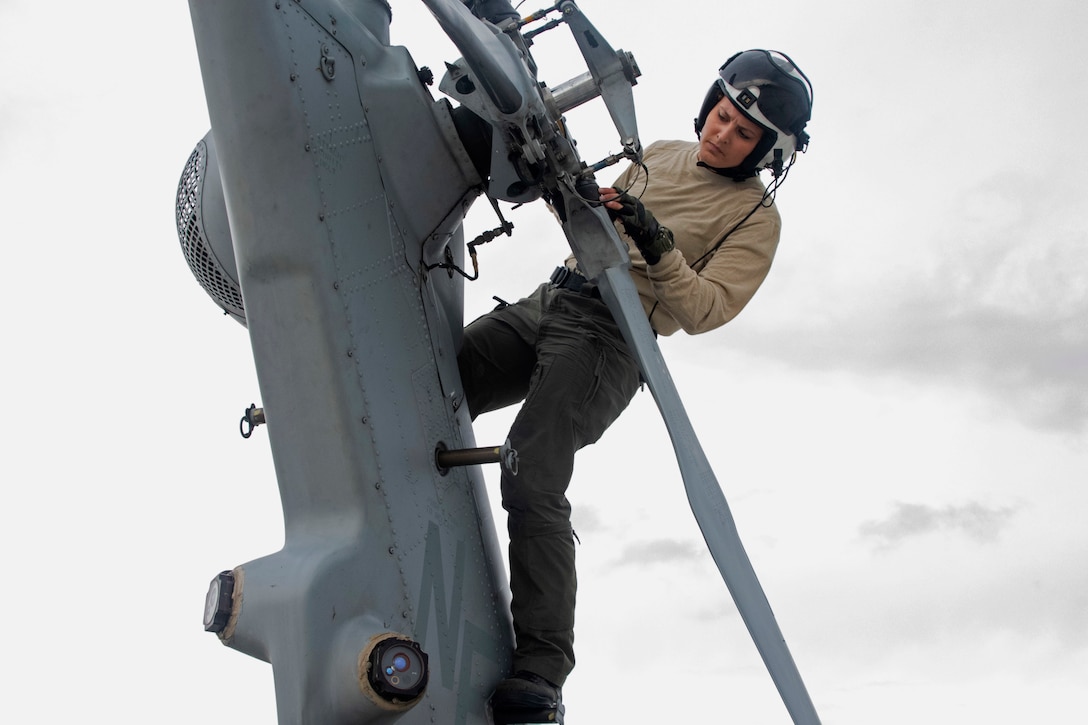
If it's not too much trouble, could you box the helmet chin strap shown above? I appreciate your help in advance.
[698,145,797,186]
[696,158,759,182]
[769,148,785,178]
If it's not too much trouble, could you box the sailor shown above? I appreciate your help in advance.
[457,49,814,720]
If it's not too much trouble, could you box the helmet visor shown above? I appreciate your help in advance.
[719,50,811,135]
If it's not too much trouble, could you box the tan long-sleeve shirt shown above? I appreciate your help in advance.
[597,139,782,336]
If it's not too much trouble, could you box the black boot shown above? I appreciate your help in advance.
[489,671,565,725]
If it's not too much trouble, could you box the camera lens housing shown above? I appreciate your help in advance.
[367,637,429,702]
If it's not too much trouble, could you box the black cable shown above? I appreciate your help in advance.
[645,157,795,329]
[620,160,651,201]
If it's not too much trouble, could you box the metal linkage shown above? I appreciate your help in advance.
[239,403,265,438]
[435,440,519,477]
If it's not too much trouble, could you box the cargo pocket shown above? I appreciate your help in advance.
[574,336,638,448]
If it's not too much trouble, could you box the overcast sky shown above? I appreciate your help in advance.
[2,0,1085,723]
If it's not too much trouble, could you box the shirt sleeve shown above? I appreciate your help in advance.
[646,203,781,334]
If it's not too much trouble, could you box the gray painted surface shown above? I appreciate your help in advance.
[183,0,819,722]
[189,2,508,722]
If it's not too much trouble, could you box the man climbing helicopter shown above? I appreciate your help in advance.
[456,48,814,722]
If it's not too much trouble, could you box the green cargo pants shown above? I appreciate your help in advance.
[457,281,641,686]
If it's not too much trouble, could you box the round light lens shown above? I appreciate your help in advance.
[368,638,429,701]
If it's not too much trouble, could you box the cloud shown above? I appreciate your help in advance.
[612,538,704,566]
[722,169,1088,433]
[571,505,607,535]
[858,501,1019,551]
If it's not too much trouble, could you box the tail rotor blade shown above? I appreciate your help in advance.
[555,187,820,724]
[595,265,820,724]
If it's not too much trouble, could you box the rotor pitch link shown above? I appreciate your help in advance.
[435,440,519,477]
[549,50,640,115]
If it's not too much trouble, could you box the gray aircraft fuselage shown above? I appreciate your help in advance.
[180,1,821,723]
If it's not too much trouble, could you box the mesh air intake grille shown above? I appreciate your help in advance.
[175,141,245,319]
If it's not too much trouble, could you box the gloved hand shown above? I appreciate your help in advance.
[605,190,676,265]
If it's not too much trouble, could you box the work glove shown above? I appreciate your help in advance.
[608,191,676,265]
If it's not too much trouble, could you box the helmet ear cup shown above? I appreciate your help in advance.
[694,84,725,136]
[741,125,777,177]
